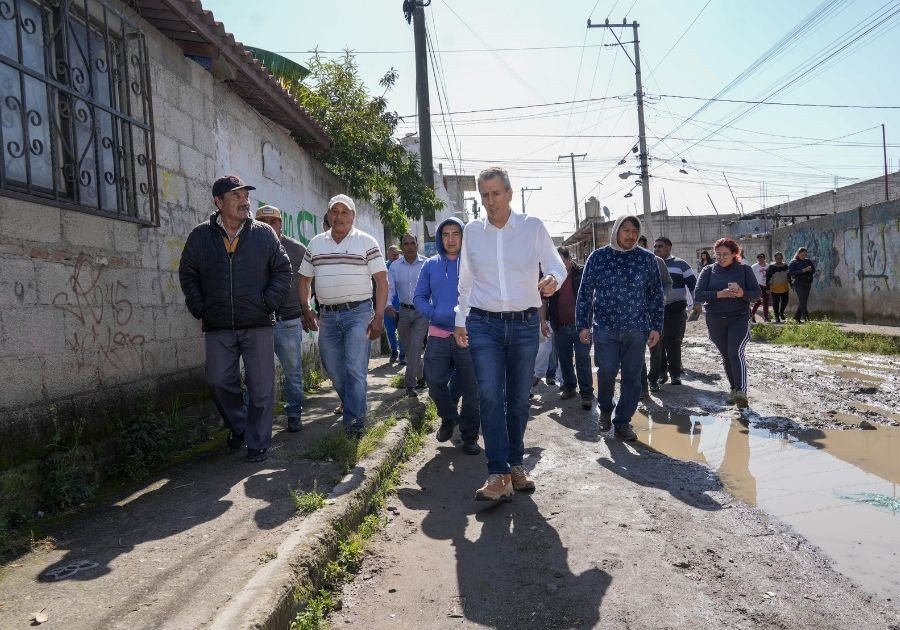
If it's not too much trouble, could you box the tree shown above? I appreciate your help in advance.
[273,52,442,237]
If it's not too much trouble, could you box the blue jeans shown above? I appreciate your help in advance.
[424,334,480,442]
[555,324,593,397]
[467,311,539,474]
[274,317,304,418]
[594,328,649,426]
[318,301,372,431]
[384,312,399,355]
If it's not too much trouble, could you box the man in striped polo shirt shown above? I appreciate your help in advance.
[298,195,388,439]
[650,237,697,387]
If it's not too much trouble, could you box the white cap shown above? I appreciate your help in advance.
[327,194,356,213]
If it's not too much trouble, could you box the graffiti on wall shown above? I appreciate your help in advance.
[52,255,152,386]
[257,201,320,245]
[860,223,891,291]
[785,228,841,289]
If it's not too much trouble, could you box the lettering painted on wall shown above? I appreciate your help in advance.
[52,255,151,386]
[256,201,320,245]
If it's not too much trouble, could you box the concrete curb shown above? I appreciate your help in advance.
[208,407,424,630]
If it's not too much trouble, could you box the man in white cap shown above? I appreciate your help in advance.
[298,195,388,439]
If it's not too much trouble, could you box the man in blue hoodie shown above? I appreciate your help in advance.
[413,218,481,455]
[576,215,664,441]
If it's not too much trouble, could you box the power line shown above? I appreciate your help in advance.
[399,92,900,119]
[425,9,461,176]
[274,44,619,55]
[645,0,711,82]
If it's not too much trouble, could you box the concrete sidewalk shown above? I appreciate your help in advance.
[0,358,421,630]
[835,322,900,339]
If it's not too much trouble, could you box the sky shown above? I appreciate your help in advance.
[201,0,900,237]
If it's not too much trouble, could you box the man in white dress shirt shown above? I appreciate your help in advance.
[385,233,428,396]
[454,167,566,501]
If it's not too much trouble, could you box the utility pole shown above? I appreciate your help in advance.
[882,123,889,201]
[587,19,652,239]
[520,186,542,213]
[558,153,586,231]
[405,1,435,242]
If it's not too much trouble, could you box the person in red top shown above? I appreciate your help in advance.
[548,247,594,410]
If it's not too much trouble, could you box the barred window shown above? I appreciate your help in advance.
[0,0,158,225]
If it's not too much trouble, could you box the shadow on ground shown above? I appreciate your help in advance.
[398,444,610,629]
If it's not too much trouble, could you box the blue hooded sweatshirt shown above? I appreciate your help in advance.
[413,217,465,333]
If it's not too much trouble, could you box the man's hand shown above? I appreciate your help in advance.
[385,305,397,319]
[537,275,558,297]
[301,309,319,332]
[367,313,385,340]
[454,326,468,348]
[578,329,591,345]
[647,330,660,348]
[541,320,551,338]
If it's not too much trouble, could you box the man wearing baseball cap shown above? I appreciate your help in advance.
[255,205,307,433]
[179,175,292,462]
[298,194,388,439]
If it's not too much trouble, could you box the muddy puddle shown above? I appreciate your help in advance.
[632,410,900,600]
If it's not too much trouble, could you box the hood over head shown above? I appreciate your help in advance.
[609,214,641,252]
[435,216,465,257]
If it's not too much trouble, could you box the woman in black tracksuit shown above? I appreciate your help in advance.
[694,237,760,409]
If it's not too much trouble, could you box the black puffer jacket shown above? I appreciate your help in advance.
[179,213,292,332]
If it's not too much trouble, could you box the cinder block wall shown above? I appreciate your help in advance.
[0,6,385,473]
[770,200,900,324]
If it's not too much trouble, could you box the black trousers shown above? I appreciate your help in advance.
[705,312,751,393]
[649,301,688,382]
[771,291,789,320]
[794,283,811,321]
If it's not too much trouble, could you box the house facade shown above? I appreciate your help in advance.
[0,0,385,474]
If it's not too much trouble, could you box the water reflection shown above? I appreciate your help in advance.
[630,410,900,600]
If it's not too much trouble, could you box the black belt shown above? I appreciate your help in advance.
[470,307,538,321]
[400,303,415,309]
[320,299,371,312]
[274,313,300,321]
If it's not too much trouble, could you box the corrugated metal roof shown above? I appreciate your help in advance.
[134,0,331,151]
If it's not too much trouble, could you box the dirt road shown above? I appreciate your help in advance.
[330,324,900,629]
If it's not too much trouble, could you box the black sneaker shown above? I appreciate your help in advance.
[461,440,482,455]
[580,394,594,410]
[658,374,669,384]
[287,416,303,432]
[246,448,268,462]
[406,387,418,398]
[614,424,637,441]
[669,376,682,385]
[416,378,427,390]
[599,411,612,432]
[649,381,660,393]
[389,352,398,363]
[436,421,455,442]
[546,377,557,388]
[227,430,244,450]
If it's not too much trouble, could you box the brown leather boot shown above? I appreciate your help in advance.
[475,474,514,501]
[509,465,535,492]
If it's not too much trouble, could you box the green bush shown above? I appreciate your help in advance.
[291,487,327,515]
[43,419,98,512]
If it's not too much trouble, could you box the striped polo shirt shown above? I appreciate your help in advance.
[299,227,387,304]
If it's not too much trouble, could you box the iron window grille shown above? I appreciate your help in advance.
[0,0,158,226]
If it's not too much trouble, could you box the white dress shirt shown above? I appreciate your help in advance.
[388,254,427,305]
[455,211,565,327]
